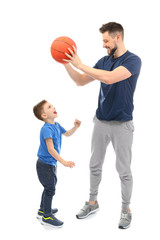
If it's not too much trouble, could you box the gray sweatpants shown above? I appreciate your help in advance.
[89,116,134,211]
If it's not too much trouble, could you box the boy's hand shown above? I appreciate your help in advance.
[63,161,75,168]
[74,119,81,128]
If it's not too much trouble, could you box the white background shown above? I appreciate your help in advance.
[1,0,160,239]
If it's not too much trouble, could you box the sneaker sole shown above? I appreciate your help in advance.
[41,220,64,229]
[119,224,131,229]
[76,207,99,219]
[36,215,42,220]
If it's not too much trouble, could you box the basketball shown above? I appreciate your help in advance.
[50,36,77,64]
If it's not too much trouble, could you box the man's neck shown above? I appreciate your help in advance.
[113,44,127,58]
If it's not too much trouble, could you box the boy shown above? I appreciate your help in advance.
[33,100,81,228]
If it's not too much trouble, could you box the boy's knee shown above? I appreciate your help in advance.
[45,187,56,197]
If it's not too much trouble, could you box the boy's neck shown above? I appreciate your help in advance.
[45,119,55,124]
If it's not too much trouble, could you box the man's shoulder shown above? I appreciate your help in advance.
[94,55,111,68]
[125,51,141,62]
[122,51,142,75]
[98,55,111,63]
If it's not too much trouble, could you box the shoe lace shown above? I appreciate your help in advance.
[121,213,128,219]
[121,213,130,223]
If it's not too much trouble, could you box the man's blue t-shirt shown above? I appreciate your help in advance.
[94,50,142,121]
[37,122,66,166]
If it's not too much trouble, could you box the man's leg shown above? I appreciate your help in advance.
[112,121,134,212]
[76,117,110,219]
[89,117,111,202]
[111,121,134,229]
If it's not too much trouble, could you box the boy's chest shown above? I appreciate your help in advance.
[51,127,61,142]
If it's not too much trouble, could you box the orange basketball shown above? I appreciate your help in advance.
[50,36,77,64]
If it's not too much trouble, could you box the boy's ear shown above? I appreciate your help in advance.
[41,113,47,120]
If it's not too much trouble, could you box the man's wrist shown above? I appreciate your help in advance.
[78,63,85,71]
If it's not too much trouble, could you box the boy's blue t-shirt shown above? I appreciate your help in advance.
[94,50,142,121]
[37,122,66,166]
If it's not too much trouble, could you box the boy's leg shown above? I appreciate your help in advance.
[39,191,45,211]
[36,159,57,217]
[111,121,134,212]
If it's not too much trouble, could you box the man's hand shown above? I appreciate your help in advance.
[63,46,82,69]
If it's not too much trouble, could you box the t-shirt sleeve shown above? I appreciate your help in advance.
[93,61,99,69]
[58,123,66,134]
[42,127,53,139]
[93,56,107,69]
[122,55,142,76]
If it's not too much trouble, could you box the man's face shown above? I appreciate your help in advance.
[42,102,58,120]
[102,31,118,56]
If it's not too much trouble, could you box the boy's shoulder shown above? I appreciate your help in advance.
[41,122,60,131]
[40,123,52,133]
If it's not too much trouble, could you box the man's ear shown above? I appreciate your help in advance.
[116,33,122,42]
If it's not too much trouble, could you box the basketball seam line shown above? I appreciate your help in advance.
[52,40,75,50]
[51,48,66,54]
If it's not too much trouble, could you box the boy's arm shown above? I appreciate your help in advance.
[63,119,81,137]
[45,138,75,168]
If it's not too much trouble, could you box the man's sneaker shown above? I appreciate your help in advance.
[41,214,64,228]
[76,201,99,219]
[36,208,58,220]
[118,211,132,229]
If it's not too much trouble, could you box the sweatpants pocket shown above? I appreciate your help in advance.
[122,121,135,132]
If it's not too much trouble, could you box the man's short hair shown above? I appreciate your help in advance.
[99,22,124,39]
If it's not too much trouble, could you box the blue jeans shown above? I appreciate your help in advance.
[36,159,57,217]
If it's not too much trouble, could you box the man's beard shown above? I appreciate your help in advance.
[109,47,117,56]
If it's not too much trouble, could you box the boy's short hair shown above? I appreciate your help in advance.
[33,100,47,121]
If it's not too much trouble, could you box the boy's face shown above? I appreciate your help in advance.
[41,102,58,121]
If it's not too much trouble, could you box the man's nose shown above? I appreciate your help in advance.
[103,43,107,48]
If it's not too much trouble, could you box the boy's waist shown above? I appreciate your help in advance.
[37,157,57,166]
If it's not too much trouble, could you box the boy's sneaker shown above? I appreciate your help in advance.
[41,214,64,228]
[37,208,58,220]
[76,201,99,219]
[118,211,132,229]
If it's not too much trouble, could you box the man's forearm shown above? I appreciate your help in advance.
[64,64,82,85]
[78,64,131,85]
[64,64,95,86]
[78,63,111,84]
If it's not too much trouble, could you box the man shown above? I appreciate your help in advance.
[63,22,141,229]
